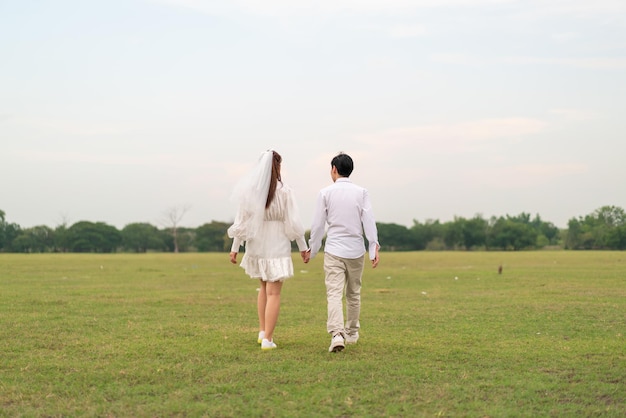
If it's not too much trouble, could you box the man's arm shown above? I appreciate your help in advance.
[361,189,379,267]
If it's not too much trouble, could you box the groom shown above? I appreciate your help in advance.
[305,152,380,352]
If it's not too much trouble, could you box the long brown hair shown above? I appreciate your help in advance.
[266,151,282,208]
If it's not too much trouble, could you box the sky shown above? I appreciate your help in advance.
[1,0,625,230]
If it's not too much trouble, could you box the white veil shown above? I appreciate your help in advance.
[227,150,274,241]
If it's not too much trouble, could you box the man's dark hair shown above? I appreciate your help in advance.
[331,153,354,177]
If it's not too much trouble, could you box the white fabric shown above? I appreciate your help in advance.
[230,183,308,282]
[227,150,273,242]
[309,177,379,260]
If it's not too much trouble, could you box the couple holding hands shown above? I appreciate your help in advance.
[228,150,379,352]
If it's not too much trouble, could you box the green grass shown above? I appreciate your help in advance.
[1,252,624,417]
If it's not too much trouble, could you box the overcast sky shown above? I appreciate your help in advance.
[2,0,625,230]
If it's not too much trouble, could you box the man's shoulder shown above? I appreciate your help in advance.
[321,179,366,193]
[339,179,367,192]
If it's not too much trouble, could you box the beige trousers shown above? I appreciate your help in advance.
[324,253,365,337]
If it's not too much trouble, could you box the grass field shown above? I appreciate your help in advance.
[0,251,624,417]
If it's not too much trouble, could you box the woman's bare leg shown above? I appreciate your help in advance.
[263,280,283,342]
[257,280,267,333]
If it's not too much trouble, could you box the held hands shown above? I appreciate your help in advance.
[229,252,238,264]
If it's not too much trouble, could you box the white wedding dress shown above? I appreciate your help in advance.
[229,183,308,282]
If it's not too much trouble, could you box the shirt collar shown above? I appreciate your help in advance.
[336,177,351,183]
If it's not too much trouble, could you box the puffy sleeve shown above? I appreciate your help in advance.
[282,185,308,251]
[227,208,248,252]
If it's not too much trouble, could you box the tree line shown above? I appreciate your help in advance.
[1,205,625,253]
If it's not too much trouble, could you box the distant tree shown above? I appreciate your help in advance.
[54,222,70,253]
[195,221,230,252]
[161,205,191,253]
[161,227,194,252]
[507,212,532,225]
[606,225,626,250]
[565,218,588,249]
[530,214,560,246]
[592,206,626,248]
[12,225,54,253]
[443,217,465,250]
[595,205,626,227]
[121,223,167,253]
[565,205,626,249]
[377,222,414,251]
[411,219,444,250]
[0,209,7,250]
[0,210,21,252]
[462,215,488,250]
[174,227,195,252]
[66,221,121,253]
[438,215,488,250]
[487,216,538,250]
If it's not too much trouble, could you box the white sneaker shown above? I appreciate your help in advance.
[261,338,277,350]
[328,334,345,353]
[258,331,265,344]
[345,332,359,344]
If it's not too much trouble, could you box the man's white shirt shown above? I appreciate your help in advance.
[309,177,379,260]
